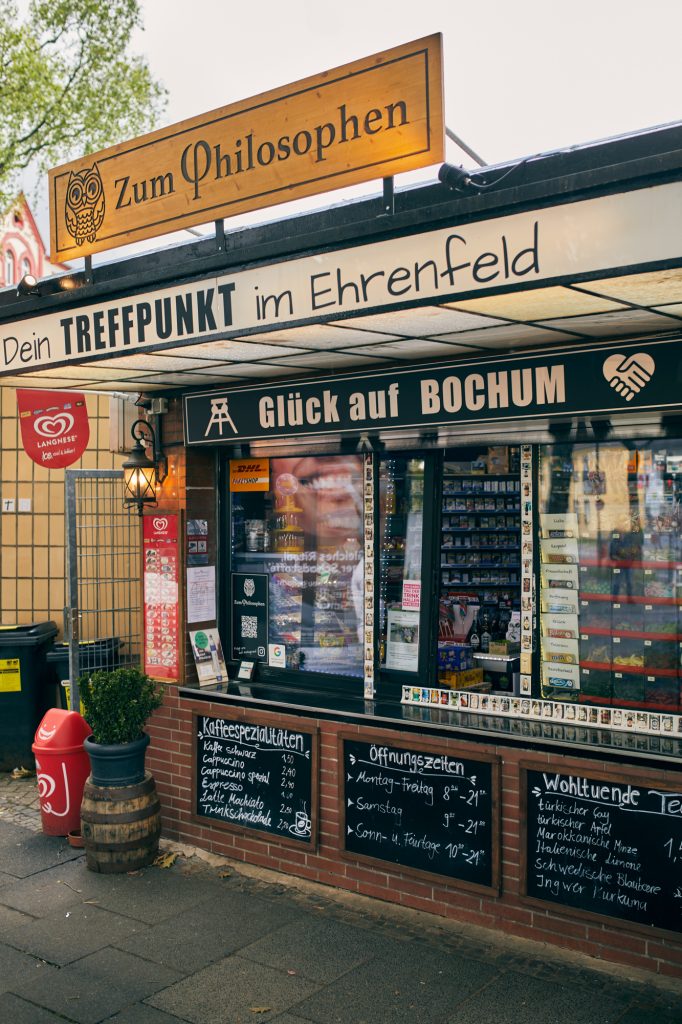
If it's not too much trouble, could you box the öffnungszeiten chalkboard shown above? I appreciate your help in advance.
[193,712,318,849]
[522,762,682,935]
[339,731,500,893]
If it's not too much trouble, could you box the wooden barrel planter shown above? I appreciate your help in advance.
[81,773,161,874]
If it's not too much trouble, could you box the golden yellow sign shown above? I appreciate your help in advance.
[229,458,270,492]
[49,34,443,262]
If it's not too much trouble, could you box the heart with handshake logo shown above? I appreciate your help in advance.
[602,352,655,402]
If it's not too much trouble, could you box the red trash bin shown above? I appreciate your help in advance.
[32,709,92,836]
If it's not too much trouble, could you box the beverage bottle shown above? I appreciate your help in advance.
[469,614,480,653]
[480,612,491,654]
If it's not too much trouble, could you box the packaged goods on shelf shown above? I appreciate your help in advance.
[437,643,474,672]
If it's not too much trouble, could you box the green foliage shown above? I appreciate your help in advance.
[80,666,164,745]
[0,0,166,205]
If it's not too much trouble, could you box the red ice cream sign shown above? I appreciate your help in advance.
[143,513,180,682]
[17,389,89,468]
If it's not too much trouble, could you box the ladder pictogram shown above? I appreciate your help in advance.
[205,397,238,436]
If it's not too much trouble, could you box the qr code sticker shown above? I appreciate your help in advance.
[241,615,258,639]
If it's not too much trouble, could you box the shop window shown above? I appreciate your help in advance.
[538,440,682,714]
[227,446,522,693]
[437,446,522,690]
[378,457,425,674]
[230,455,364,678]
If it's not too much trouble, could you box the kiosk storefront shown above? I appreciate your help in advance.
[3,37,682,975]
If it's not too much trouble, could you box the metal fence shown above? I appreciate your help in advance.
[65,470,141,707]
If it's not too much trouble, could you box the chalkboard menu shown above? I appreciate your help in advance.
[340,732,499,892]
[523,764,682,934]
[194,713,317,847]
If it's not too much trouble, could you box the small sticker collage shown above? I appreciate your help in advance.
[400,684,682,736]
[519,444,534,693]
[363,453,375,698]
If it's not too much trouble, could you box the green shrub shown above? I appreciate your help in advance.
[80,667,164,745]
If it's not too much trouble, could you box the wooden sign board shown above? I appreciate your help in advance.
[49,34,444,262]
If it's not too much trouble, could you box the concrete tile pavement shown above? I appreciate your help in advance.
[0,771,681,1024]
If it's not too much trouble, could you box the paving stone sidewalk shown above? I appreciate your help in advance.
[0,769,42,832]
[0,771,681,1024]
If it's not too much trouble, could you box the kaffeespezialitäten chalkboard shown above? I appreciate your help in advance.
[340,732,500,892]
[194,713,318,847]
[523,764,682,934]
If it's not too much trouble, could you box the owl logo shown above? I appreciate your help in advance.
[64,163,105,246]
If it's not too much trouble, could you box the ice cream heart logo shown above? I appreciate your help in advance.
[152,517,168,533]
[17,389,89,469]
[33,412,74,437]
[602,352,655,402]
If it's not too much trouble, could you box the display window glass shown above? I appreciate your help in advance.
[378,457,425,674]
[437,446,522,690]
[228,446,523,691]
[230,455,364,678]
[538,439,682,713]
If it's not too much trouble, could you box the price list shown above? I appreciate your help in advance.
[524,764,682,933]
[143,514,180,681]
[195,713,317,846]
[341,733,499,891]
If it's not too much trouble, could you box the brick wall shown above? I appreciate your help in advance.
[147,414,682,977]
[146,692,682,979]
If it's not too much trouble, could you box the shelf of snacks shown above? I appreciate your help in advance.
[438,448,522,684]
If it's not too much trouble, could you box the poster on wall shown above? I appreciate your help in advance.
[385,609,419,671]
[231,572,268,661]
[186,518,209,566]
[401,580,421,611]
[189,629,228,686]
[143,513,181,682]
[187,565,216,623]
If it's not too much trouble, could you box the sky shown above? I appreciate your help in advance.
[135,0,682,165]
[30,0,682,257]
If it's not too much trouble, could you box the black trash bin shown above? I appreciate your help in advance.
[46,637,121,711]
[0,622,58,771]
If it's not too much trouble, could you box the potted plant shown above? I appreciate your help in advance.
[80,667,163,787]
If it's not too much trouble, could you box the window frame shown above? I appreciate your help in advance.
[375,450,441,696]
[220,449,442,697]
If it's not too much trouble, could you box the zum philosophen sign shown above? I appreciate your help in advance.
[184,337,682,445]
[48,35,443,262]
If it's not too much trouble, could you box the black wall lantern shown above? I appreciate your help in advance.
[122,419,167,515]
